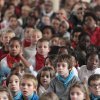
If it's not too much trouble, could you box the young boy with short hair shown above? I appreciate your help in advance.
[88,74,100,100]
[48,54,79,100]
[20,73,39,100]
[28,38,50,72]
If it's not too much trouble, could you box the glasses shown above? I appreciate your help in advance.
[90,83,100,88]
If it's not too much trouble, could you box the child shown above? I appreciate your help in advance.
[6,73,22,100]
[37,67,55,96]
[24,29,42,59]
[22,27,33,48]
[40,92,59,100]
[42,25,54,40]
[20,73,39,100]
[0,86,13,100]
[78,52,100,83]
[48,54,79,100]
[28,38,50,72]
[0,29,15,60]
[0,37,32,83]
[88,74,100,100]
[68,82,90,100]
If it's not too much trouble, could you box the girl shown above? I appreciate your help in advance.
[0,86,13,100]
[37,67,55,96]
[6,73,22,100]
[68,82,90,100]
[0,37,31,83]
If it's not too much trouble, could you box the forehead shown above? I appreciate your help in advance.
[10,75,19,80]
[90,80,100,84]
[88,54,99,59]
[37,41,49,45]
[41,71,50,75]
[9,40,20,45]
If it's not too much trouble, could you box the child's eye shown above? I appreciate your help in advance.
[27,84,31,87]
[15,81,18,83]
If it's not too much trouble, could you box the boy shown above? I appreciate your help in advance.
[78,52,100,83]
[0,29,15,60]
[24,28,42,59]
[28,38,50,72]
[20,73,39,100]
[48,54,79,100]
[88,74,100,100]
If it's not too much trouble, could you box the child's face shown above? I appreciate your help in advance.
[43,28,53,40]
[51,37,59,46]
[56,62,69,77]
[40,71,51,87]
[89,80,100,96]
[9,17,18,27]
[87,54,99,70]
[9,40,21,56]
[70,87,85,100]
[20,79,36,97]
[24,28,33,40]
[73,32,81,43]
[0,91,9,100]
[8,75,20,93]
[36,41,50,57]
[2,34,14,46]
[31,32,42,45]
[69,56,77,67]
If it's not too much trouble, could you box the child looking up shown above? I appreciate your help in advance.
[48,54,79,100]
[20,73,39,100]
[28,38,50,72]
[0,37,31,83]
[88,74,100,100]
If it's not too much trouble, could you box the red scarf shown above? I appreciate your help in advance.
[6,54,21,69]
[35,53,45,71]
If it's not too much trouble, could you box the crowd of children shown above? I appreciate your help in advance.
[0,0,100,100]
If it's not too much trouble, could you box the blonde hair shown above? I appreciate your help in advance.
[32,29,42,36]
[21,5,31,12]
[21,73,38,88]
[2,29,15,38]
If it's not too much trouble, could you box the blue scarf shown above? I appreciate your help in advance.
[57,70,75,87]
[14,91,22,100]
[90,93,100,100]
[20,93,39,100]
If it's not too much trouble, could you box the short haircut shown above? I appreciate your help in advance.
[56,54,70,69]
[88,74,100,86]
[21,73,38,88]
[37,38,50,47]
[9,37,22,46]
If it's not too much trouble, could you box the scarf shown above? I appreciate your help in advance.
[14,91,22,100]
[57,70,75,87]
[7,54,21,69]
[90,93,100,100]
[35,53,45,71]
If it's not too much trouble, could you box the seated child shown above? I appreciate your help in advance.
[20,73,39,100]
[88,74,100,100]
[48,54,79,100]
[68,82,90,100]
[0,29,15,60]
[40,92,59,100]
[78,52,100,83]
[28,38,50,72]
[0,37,32,83]
[0,86,13,100]
[24,29,42,59]
[6,73,22,100]
[37,67,55,96]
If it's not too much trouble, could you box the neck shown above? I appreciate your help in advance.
[62,72,69,78]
